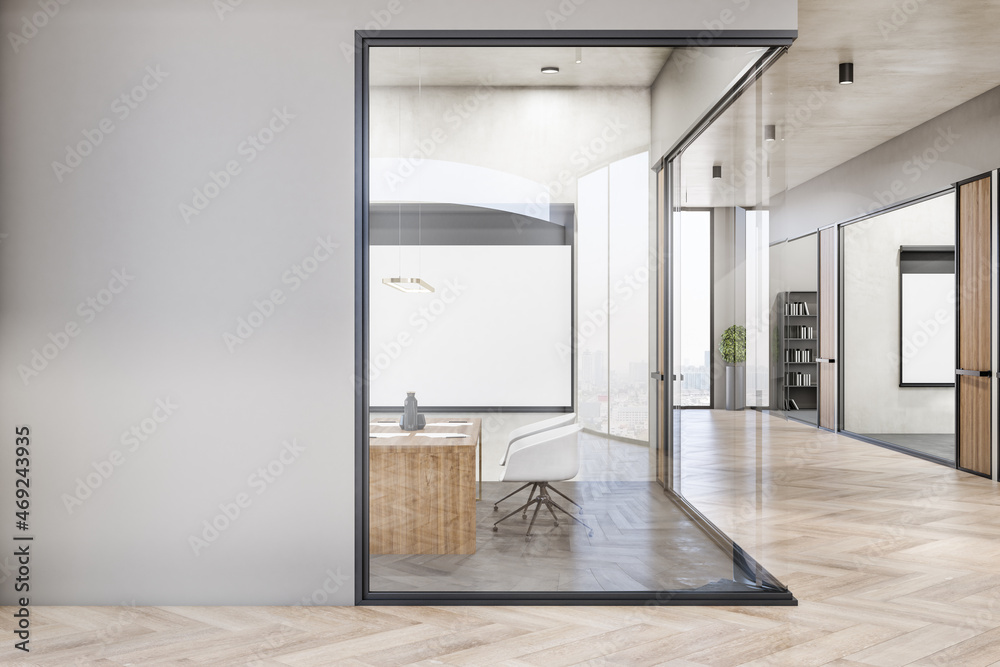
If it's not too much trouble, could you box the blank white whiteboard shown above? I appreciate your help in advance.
[900,272,955,385]
[369,245,572,407]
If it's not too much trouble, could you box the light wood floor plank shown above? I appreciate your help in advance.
[4,411,1000,665]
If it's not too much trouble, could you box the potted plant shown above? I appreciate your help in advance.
[720,324,746,410]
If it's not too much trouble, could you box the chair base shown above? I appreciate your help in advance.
[492,482,593,541]
[493,481,584,515]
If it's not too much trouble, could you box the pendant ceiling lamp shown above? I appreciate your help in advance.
[383,47,434,294]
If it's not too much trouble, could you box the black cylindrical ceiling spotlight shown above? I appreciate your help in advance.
[839,62,854,85]
[541,66,560,74]
[712,165,722,179]
[764,124,776,141]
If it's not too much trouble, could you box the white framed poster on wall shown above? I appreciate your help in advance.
[899,245,956,387]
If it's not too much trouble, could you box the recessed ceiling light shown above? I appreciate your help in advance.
[575,47,582,64]
[839,62,854,85]
[541,66,560,74]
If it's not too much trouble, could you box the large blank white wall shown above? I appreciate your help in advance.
[369,245,572,408]
[0,0,795,605]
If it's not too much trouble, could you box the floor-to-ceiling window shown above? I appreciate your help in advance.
[673,209,713,407]
[577,153,650,438]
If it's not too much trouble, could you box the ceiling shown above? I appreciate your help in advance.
[681,0,1000,207]
[369,46,672,88]
[369,0,1000,208]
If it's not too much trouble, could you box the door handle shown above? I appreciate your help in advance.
[650,372,665,381]
[816,358,836,364]
[956,369,991,377]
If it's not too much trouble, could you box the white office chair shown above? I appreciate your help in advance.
[492,424,593,541]
[494,413,576,512]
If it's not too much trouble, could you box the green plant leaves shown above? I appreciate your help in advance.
[720,324,747,364]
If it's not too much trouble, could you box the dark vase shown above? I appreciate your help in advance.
[399,392,426,430]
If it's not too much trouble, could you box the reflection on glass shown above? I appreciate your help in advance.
[842,193,956,461]
[769,233,818,424]
[578,153,650,438]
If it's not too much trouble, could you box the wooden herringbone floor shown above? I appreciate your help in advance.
[4,410,1000,666]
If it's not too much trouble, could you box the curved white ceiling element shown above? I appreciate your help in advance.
[370,157,552,222]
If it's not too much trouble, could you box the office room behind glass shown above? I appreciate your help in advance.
[361,44,790,599]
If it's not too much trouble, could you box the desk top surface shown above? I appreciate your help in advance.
[368,417,482,447]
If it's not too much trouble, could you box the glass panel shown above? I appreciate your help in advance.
[366,43,789,601]
[842,193,956,461]
[608,153,651,440]
[668,51,792,592]
[578,166,611,433]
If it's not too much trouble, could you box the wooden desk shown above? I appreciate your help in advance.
[369,418,482,555]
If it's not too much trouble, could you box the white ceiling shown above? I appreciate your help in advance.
[681,0,1000,207]
[370,46,672,88]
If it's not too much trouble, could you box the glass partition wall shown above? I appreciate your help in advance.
[665,53,794,584]
[360,40,793,603]
[841,193,957,462]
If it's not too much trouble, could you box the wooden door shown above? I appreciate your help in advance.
[956,175,992,477]
[817,226,838,430]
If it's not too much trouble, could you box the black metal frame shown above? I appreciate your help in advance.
[356,29,797,607]
[838,429,956,468]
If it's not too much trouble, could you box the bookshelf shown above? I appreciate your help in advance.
[780,291,818,412]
